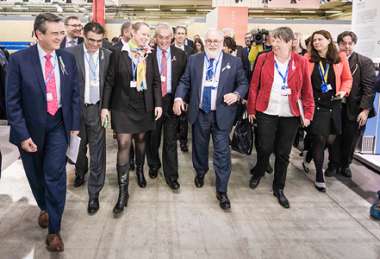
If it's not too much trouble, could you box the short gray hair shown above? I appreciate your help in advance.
[271,27,294,43]
[205,28,224,40]
[155,23,173,38]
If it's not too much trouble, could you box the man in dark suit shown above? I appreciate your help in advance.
[174,29,248,210]
[113,21,132,50]
[326,31,376,178]
[173,25,193,152]
[60,16,84,49]
[6,13,80,252]
[65,22,111,214]
[145,23,187,192]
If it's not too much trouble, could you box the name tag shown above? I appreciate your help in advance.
[130,81,137,88]
[281,88,291,96]
[204,81,218,88]
[326,84,332,91]
[160,76,166,82]
[47,92,53,102]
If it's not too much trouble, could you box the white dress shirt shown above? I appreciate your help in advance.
[156,47,172,94]
[200,52,223,111]
[65,36,78,48]
[83,45,100,104]
[37,43,61,108]
[264,57,293,117]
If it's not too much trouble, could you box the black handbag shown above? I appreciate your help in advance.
[231,117,254,155]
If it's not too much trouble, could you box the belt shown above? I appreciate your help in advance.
[84,101,99,107]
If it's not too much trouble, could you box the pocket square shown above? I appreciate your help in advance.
[221,63,231,72]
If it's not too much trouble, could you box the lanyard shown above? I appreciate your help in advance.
[85,52,99,79]
[318,61,329,84]
[44,55,57,85]
[205,52,222,81]
[275,61,289,89]
[131,61,138,81]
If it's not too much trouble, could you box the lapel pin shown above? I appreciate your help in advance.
[222,62,231,72]
[58,56,68,75]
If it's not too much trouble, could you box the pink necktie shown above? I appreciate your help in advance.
[44,54,58,116]
[161,50,167,97]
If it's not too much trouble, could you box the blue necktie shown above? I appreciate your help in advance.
[201,58,215,113]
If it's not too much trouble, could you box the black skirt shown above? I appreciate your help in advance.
[310,101,342,136]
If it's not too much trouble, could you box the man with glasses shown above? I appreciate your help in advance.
[65,22,111,214]
[173,29,248,210]
[60,16,83,49]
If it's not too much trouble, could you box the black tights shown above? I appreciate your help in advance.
[312,134,336,182]
[116,133,145,167]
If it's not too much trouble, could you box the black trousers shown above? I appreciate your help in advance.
[178,111,188,145]
[254,112,299,190]
[328,105,364,170]
[76,103,106,198]
[146,95,179,180]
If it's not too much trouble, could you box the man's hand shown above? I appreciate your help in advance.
[173,99,186,116]
[224,93,240,106]
[101,109,110,128]
[302,119,311,127]
[248,114,256,124]
[357,109,369,127]
[155,107,163,120]
[21,138,38,153]
[71,130,79,136]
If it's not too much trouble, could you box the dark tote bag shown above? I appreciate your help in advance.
[231,116,254,155]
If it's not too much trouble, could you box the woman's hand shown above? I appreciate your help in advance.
[155,107,163,120]
[302,119,311,127]
[248,114,256,124]
[335,91,346,99]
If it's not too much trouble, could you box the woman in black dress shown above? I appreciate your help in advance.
[102,22,162,217]
[305,30,352,192]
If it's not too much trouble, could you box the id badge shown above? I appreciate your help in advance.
[326,84,332,91]
[281,88,291,96]
[47,92,53,102]
[321,83,328,94]
[160,75,166,82]
[130,81,137,88]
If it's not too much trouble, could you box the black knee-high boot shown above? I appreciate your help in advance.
[135,164,147,188]
[113,163,130,217]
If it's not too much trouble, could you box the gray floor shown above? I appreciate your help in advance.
[1,129,380,259]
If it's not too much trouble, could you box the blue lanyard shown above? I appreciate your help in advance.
[85,53,99,79]
[205,52,222,81]
[318,62,329,84]
[131,61,137,81]
[275,62,289,89]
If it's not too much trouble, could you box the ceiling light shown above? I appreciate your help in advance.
[300,10,316,14]
[275,10,291,13]
[170,8,187,12]
[325,10,342,14]
[144,8,160,11]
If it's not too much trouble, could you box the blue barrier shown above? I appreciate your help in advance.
[0,41,31,51]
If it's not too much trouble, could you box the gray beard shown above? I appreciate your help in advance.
[205,49,221,59]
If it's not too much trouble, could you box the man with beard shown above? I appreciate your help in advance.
[60,16,83,49]
[173,29,248,210]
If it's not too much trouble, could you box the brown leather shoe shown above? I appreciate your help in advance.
[38,211,49,229]
[46,234,64,252]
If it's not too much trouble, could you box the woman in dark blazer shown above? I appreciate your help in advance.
[304,30,352,192]
[247,27,314,209]
[102,22,162,217]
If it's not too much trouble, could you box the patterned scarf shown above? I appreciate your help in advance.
[128,41,150,92]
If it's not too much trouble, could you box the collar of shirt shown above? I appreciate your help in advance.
[121,38,128,47]
[174,43,185,51]
[83,44,100,59]
[157,47,171,57]
[121,42,131,52]
[37,43,57,62]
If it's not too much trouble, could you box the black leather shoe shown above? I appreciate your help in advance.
[273,189,290,209]
[166,178,180,192]
[249,176,261,190]
[136,166,147,188]
[87,198,99,215]
[194,175,204,188]
[325,167,337,177]
[216,192,231,210]
[149,168,159,179]
[340,167,352,178]
[73,174,85,187]
[180,143,189,152]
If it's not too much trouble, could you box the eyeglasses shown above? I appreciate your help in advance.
[67,24,83,29]
[205,39,221,45]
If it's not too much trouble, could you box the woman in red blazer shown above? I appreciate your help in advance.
[304,30,352,192]
[247,27,314,209]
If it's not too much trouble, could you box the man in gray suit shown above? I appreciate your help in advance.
[66,22,111,214]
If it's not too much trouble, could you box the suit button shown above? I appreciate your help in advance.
[329,109,332,112]
[317,107,320,110]
[318,97,320,101]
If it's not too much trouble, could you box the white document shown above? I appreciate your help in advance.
[297,99,305,126]
[66,135,81,164]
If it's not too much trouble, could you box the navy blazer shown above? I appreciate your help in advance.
[175,52,248,130]
[6,45,80,147]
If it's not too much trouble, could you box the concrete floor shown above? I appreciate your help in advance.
[1,129,380,259]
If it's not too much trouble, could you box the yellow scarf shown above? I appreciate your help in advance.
[128,41,147,92]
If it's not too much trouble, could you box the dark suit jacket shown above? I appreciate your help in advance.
[152,46,187,108]
[60,36,84,49]
[6,45,80,147]
[65,44,111,111]
[346,52,376,120]
[102,48,162,112]
[175,52,248,131]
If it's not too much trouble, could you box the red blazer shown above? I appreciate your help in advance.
[304,52,352,96]
[247,51,315,120]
